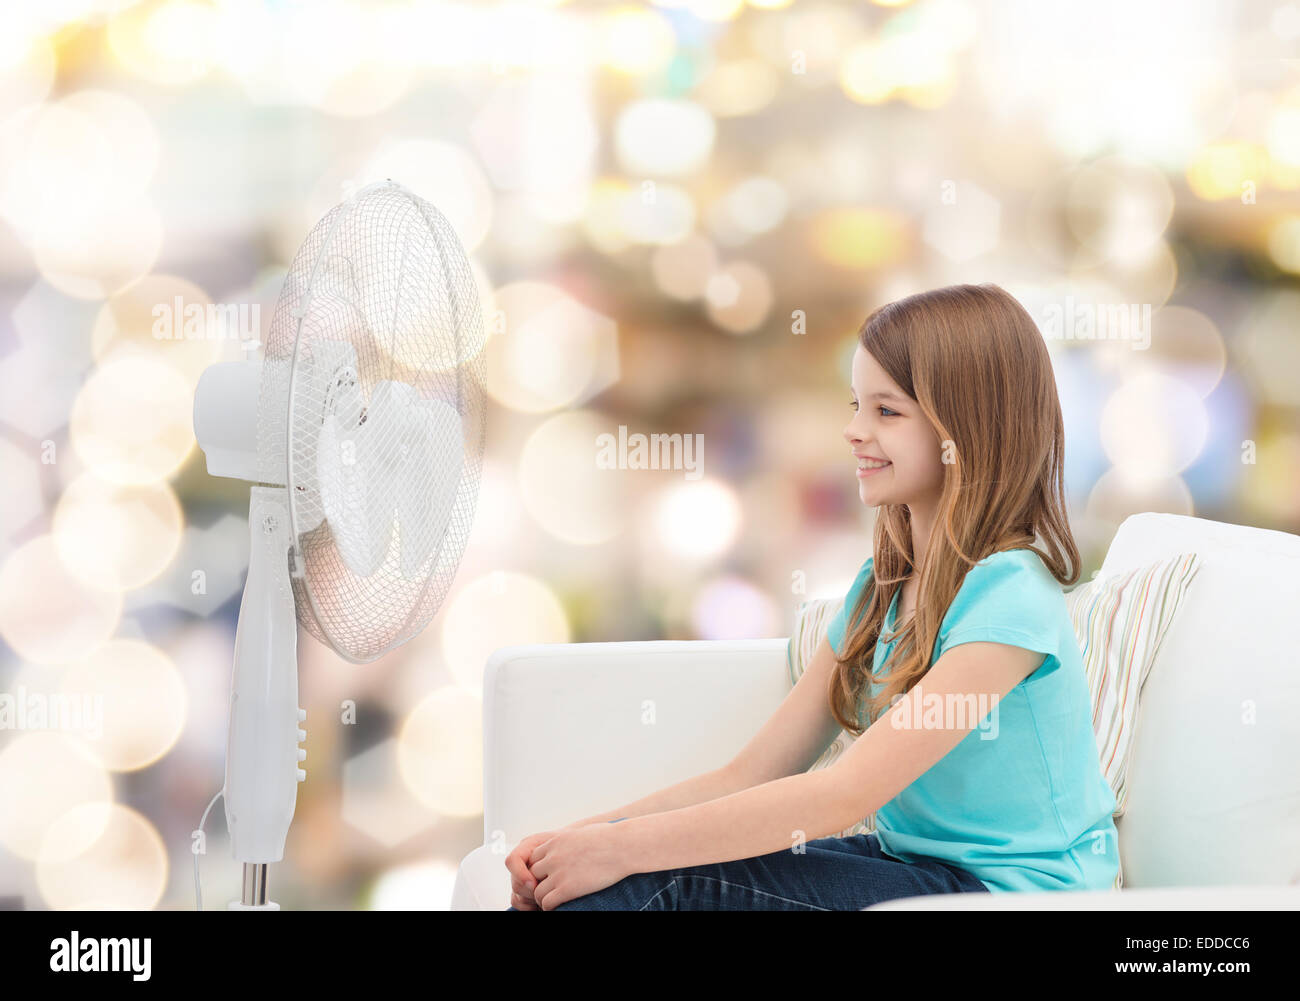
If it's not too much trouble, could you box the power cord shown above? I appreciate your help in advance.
[194,789,224,911]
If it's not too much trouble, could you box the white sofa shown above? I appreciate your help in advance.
[452,513,1300,910]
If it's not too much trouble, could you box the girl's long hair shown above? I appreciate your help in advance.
[830,283,1080,736]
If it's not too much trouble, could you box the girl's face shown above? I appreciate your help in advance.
[843,345,945,510]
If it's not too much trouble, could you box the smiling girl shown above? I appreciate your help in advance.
[506,282,1119,910]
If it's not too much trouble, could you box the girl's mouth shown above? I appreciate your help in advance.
[857,460,891,478]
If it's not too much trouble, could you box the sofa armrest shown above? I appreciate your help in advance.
[866,885,1300,910]
[481,639,790,847]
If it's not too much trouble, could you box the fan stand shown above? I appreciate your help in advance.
[224,486,307,910]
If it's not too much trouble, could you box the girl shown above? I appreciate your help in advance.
[506,282,1120,910]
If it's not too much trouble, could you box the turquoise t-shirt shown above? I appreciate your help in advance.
[825,548,1119,893]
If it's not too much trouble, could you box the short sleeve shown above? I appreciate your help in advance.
[937,549,1064,675]
[826,557,874,656]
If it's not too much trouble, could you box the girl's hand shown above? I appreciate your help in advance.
[529,823,632,910]
[505,831,557,910]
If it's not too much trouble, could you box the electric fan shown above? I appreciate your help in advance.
[191,179,486,909]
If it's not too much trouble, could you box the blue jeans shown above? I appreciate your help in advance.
[507,819,989,911]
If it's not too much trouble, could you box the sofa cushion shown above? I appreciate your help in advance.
[1097,513,1300,887]
[1063,553,1201,821]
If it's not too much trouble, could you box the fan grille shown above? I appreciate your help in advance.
[257,180,487,663]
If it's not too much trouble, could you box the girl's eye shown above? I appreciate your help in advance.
[849,400,898,416]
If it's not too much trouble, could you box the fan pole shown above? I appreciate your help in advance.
[224,486,308,910]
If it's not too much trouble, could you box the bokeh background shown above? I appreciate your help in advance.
[1,0,1298,910]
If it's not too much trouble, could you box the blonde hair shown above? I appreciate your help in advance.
[830,283,1079,735]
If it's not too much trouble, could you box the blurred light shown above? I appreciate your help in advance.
[0,91,162,298]
[162,620,234,764]
[709,175,788,244]
[68,355,195,485]
[0,34,55,119]
[368,858,459,910]
[922,181,1001,262]
[0,732,112,862]
[809,207,911,270]
[691,574,782,639]
[1044,346,1110,506]
[650,477,742,561]
[840,33,956,106]
[651,234,719,300]
[1066,156,1174,267]
[36,803,168,909]
[1114,239,1179,307]
[33,196,163,300]
[620,181,695,244]
[599,6,676,76]
[0,436,43,555]
[1125,305,1225,398]
[485,282,617,413]
[1238,289,1300,406]
[91,273,221,391]
[1099,372,1208,487]
[675,0,745,21]
[0,535,122,664]
[1266,215,1300,274]
[517,410,631,545]
[695,59,780,117]
[463,458,526,556]
[440,570,569,689]
[1240,432,1300,524]
[11,280,100,394]
[1181,370,1252,509]
[340,738,437,848]
[1186,143,1268,201]
[582,178,634,254]
[60,639,187,771]
[396,686,483,816]
[704,259,773,334]
[1266,106,1300,167]
[107,0,217,86]
[469,77,597,223]
[614,99,716,177]
[1272,3,1300,39]
[289,0,413,118]
[973,2,1237,166]
[492,193,581,261]
[1085,467,1194,525]
[747,1,863,84]
[53,474,183,593]
[125,513,248,617]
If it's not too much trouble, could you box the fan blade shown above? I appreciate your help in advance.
[317,410,387,578]
[292,340,362,534]
[397,398,463,578]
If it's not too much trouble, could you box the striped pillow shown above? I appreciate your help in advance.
[1064,552,1202,820]
[1064,553,1201,892]
[788,596,874,839]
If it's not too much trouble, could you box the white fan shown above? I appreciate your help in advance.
[192,179,486,909]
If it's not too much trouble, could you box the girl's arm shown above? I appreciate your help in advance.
[609,639,1044,873]
[561,765,755,829]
